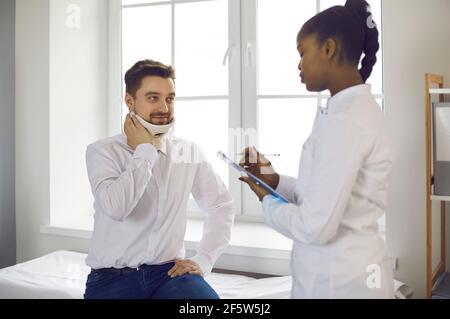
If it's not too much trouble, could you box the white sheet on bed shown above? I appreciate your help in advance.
[0,251,292,299]
[0,251,411,299]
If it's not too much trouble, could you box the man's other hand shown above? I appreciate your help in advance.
[168,259,203,278]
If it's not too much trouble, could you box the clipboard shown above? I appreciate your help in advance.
[217,151,289,203]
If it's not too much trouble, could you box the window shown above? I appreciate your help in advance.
[118,0,384,221]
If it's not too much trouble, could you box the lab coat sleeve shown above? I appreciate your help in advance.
[86,143,158,222]
[190,146,235,275]
[276,174,299,204]
[262,117,368,245]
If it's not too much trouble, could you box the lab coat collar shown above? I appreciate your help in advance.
[325,84,372,113]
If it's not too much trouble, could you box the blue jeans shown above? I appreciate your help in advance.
[84,262,219,299]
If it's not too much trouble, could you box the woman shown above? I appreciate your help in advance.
[240,0,396,299]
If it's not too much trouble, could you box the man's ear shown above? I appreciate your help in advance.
[323,38,338,61]
[125,93,135,112]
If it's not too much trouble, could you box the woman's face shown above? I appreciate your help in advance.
[297,33,331,93]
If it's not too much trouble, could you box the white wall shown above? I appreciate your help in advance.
[49,0,108,225]
[16,0,51,263]
[0,0,16,268]
[383,0,450,298]
[16,0,108,262]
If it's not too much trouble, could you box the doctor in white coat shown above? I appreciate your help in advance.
[240,0,396,299]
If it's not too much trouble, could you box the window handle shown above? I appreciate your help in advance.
[222,44,235,66]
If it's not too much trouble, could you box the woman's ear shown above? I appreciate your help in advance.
[323,38,338,61]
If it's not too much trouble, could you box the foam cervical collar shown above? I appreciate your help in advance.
[130,111,175,136]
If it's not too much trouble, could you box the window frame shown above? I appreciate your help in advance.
[111,0,385,224]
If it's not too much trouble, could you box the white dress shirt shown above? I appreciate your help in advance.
[85,133,235,275]
[262,84,396,298]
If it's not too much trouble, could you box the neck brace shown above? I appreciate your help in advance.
[130,112,175,136]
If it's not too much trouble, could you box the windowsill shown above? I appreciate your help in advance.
[40,215,293,260]
[40,216,387,262]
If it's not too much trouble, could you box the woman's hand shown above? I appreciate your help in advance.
[239,176,270,202]
[238,147,280,202]
[239,147,280,189]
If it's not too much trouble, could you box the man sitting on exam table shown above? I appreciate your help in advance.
[84,59,235,299]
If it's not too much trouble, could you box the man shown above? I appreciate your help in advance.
[84,59,235,299]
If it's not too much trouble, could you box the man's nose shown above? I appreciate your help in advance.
[158,101,169,113]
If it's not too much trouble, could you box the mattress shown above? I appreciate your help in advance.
[0,251,292,299]
[0,250,412,299]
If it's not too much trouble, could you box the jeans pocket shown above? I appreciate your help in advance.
[86,270,119,286]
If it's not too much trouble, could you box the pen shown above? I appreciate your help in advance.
[237,153,281,157]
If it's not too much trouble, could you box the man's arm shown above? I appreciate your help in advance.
[86,114,159,222]
[86,142,158,222]
[189,148,235,275]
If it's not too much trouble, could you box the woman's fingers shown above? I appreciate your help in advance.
[239,176,268,202]
[239,176,258,189]
[239,147,262,170]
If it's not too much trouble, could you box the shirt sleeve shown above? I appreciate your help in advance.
[189,147,235,275]
[86,143,158,222]
[261,117,369,245]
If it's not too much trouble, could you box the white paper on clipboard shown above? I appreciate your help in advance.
[217,151,289,203]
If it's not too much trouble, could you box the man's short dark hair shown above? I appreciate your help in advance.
[125,59,176,97]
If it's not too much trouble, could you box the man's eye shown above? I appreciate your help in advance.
[148,96,158,102]
[167,97,175,103]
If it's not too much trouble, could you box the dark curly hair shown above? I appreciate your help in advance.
[125,59,176,97]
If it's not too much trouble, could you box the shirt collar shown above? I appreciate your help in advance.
[157,136,168,156]
[119,133,169,156]
[326,84,372,112]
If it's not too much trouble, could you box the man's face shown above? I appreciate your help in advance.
[126,76,176,125]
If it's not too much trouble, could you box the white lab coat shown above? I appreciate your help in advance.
[262,84,396,299]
